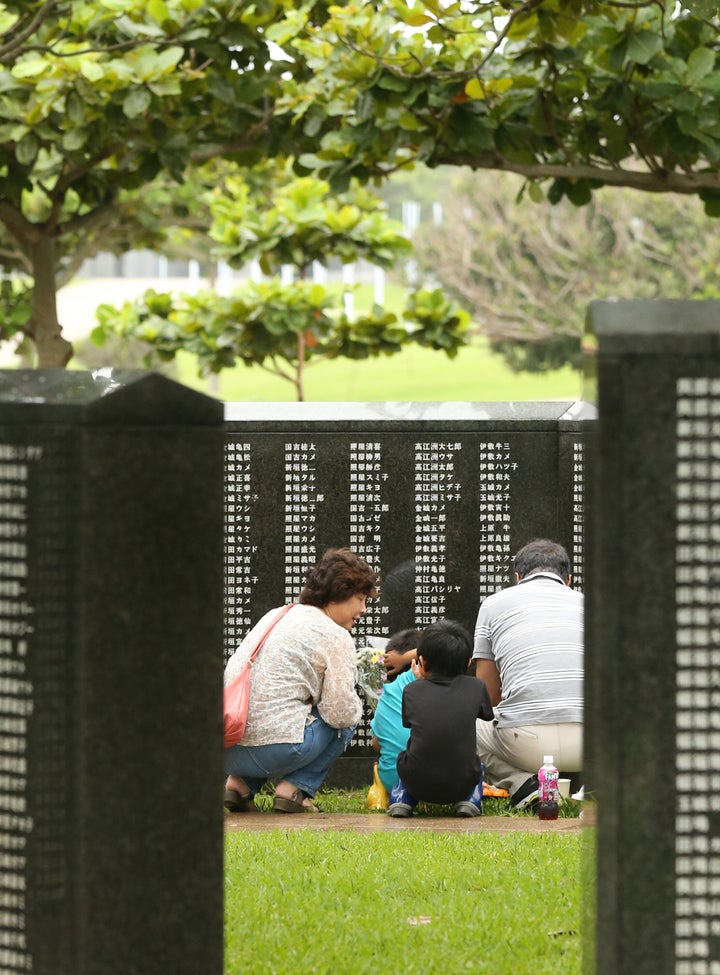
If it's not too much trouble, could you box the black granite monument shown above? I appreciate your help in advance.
[587,300,720,975]
[224,399,595,784]
[0,370,225,975]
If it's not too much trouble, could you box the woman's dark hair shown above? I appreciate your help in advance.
[299,548,379,607]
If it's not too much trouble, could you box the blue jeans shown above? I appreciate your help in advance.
[224,710,355,797]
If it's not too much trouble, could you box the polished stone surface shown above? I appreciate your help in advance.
[588,299,720,975]
[0,370,225,975]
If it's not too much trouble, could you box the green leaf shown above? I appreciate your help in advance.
[547,178,568,205]
[154,46,184,74]
[80,61,104,83]
[686,47,715,85]
[405,13,433,26]
[683,0,719,16]
[11,56,49,80]
[465,78,484,100]
[148,0,170,25]
[65,89,87,126]
[626,30,663,66]
[303,114,323,138]
[16,133,38,167]
[703,196,720,217]
[565,179,592,207]
[376,74,409,92]
[483,77,514,96]
[528,181,545,203]
[506,10,539,40]
[123,88,152,119]
[90,324,107,346]
[62,127,87,152]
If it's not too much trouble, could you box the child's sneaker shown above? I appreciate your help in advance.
[455,765,484,817]
[388,780,418,818]
[454,793,482,817]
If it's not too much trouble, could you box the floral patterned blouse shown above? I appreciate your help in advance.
[224,603,362,746]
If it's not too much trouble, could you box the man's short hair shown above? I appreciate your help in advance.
[513,539,571,581]
[417,619,472,678]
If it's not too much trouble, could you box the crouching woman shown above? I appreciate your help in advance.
[224,547,379,813]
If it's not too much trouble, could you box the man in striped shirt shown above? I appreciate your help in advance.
[472,538,584,809]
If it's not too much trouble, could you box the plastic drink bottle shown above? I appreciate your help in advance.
[537,755,559,820]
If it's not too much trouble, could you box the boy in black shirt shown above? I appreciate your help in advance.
[389,619,493,818]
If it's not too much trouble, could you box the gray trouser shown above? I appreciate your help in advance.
[475,717,583,797]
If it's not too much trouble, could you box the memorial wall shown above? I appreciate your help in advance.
[224,400,596,770]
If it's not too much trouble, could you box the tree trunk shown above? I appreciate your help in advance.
[29,236,72,367]
[295,330,305,401]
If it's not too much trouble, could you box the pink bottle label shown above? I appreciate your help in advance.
[538,766,559,802]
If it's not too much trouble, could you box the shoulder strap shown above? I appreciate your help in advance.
[248,602,296,663]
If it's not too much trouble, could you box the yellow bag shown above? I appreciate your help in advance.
[365,762,389,810]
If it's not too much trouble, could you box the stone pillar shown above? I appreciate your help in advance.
[587,300,720,975]
[0,370,225,975]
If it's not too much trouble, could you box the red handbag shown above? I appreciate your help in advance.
[223,603,295,748]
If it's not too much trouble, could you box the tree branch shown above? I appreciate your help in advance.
[0,0,62,64]
[0,201,40,248]
[420,156,720,194]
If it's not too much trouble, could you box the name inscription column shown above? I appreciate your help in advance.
[414,441,462,626]
[348,441,389,640]
[0,444,38,975]
[478,440,516,597]
[674,377,720,975]
[224,441,257,655]
[284,442,321,599]
[572,442,586,590]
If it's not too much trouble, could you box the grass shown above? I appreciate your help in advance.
[68,276,584,402]
[165,282,582,402]
[224,829,583,975]
[247,786,582,819]
[176,341,583,403]
[224,788,587,973]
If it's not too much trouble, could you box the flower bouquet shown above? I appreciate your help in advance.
[355,644,387,712]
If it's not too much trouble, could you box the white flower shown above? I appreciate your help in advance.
[355,645,386,711]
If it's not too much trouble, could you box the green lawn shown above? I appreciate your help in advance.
[224,830,584,975]
[71,276,584,402]
[168,278,583,402]
[224,789,591,974]
[176,341,583,403]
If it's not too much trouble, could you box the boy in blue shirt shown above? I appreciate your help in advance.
[388,620,493,818]
[370,628,422,793]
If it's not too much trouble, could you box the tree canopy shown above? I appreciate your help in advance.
[275,0,720,207]
[5,0,720,367]
[0,0,308,364]
[207,160,413,277]
[93,163,470,399]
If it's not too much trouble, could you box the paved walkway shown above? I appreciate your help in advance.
[224,811,587,834]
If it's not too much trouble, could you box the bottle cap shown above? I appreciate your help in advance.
[543,755,554,764]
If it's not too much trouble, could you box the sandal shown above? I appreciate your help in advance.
[224,788,256,813]
[272,787,319,814]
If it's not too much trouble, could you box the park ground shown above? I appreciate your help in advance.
[224,810,590,834]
